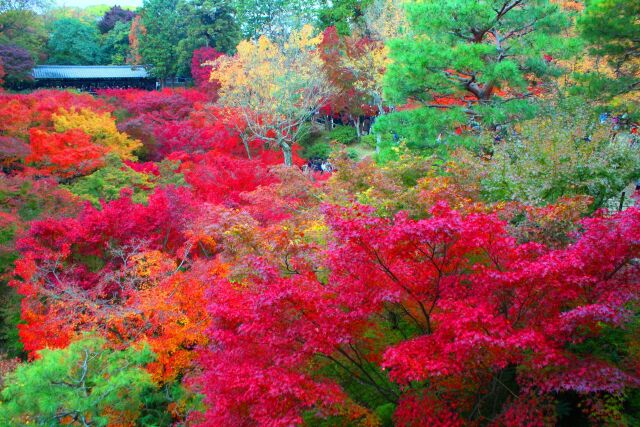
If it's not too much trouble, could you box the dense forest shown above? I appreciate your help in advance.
[0,0,640,425]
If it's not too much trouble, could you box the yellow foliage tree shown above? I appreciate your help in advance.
[53,108,141,160]
[210,25,336,166]
[363,0,408,42]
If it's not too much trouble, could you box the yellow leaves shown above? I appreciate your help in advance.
[363,0,408,41]
[285,24,323,51]
[301,220,328,243]
[210,35,287,109]
[353,44,390,96]
[52,108,141,160]
[209,25,334,139]
[224,222,254,239]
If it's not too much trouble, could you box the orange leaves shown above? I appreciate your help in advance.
[26,129,107,178]
[552,0,584,11]
[134,269,210,382]
[128,15,145,65]
[129,250,177,287]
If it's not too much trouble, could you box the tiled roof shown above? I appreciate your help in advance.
[33,65,150,79]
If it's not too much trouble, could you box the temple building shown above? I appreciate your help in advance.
[30,65,157,92]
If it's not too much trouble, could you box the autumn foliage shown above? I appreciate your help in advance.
[1,17,639,424]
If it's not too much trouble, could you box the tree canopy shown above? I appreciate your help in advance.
[46,18,104,65]
[0,1,639,426]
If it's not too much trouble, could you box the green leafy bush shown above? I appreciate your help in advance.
[328,125,358,145]
[303,142,333,160]
[346,148,359,161]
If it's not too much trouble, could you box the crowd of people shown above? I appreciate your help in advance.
[303,158,334,174]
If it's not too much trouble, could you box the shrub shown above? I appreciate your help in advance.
[328,125,358,145]
[303,142,332,160]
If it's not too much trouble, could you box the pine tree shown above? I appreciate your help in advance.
[577,0,640,116]
[376,0,576,151]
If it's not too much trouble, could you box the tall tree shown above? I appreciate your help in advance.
[376,0,575,150]
[101,20,132,65]
[318,0,371,35]
[140,0,185,82]
[128,14,144,65]
[175,0,240,76]
[179,0,239,52]
[46,18,104,65]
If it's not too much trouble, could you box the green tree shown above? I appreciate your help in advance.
[577,0,640,116]
[179,0,239,51]
[480,102,640,210]
[318,0,371,36]
[376,0,576,151]
[47,18,104,65]
[101,20,132,65]
[140,0,242,81]
[232,0,321,39]
[0,337,156,426]
[140,0,185,82]
[176,0,240,76]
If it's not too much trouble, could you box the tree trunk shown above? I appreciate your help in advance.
[281,141,293,167]
[373,94,385,154]
[355,116,361,139]
[242,135,252,160]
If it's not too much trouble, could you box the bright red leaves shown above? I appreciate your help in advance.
[196,203,640,425]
